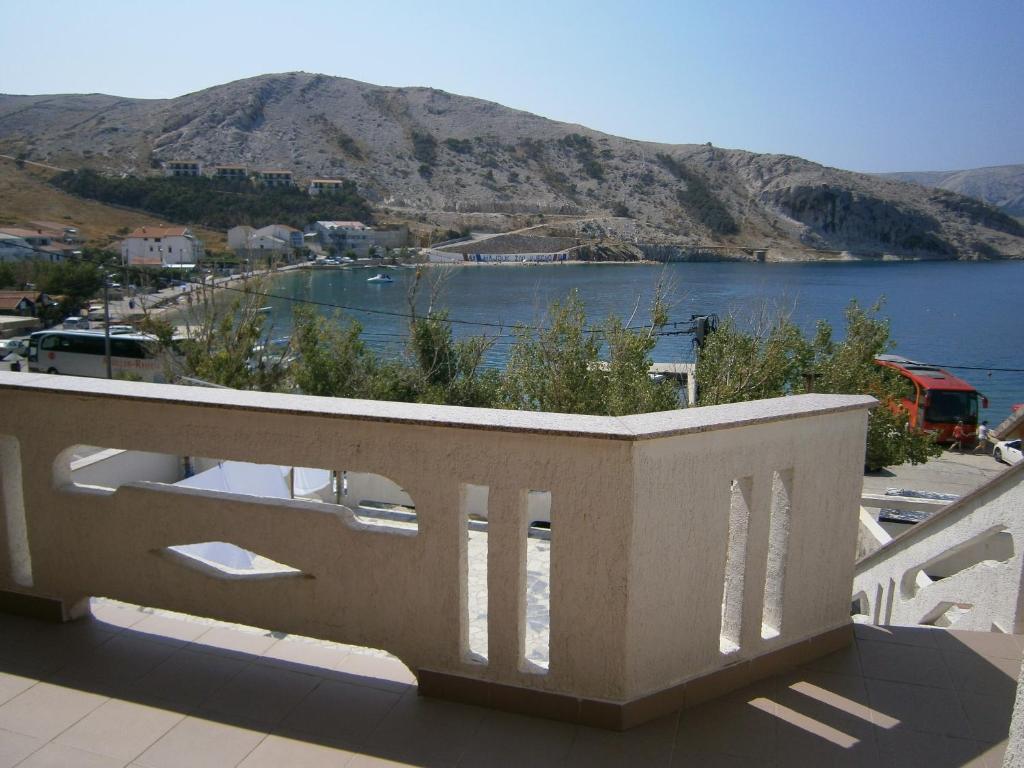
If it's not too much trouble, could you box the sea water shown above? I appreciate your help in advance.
[262,260,1024,421]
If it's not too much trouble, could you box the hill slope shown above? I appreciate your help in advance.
[1,72,1021,259]
[880,165,1024,218]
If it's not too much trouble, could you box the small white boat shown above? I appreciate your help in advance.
[366,273,394,284]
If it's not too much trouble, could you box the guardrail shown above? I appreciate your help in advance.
[0,373,872,728]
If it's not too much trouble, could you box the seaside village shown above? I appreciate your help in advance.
[1,157,1023,766]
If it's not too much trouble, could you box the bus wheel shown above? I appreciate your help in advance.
[46,368,58,375]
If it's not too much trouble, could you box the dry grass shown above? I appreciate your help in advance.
[0,157,227,251]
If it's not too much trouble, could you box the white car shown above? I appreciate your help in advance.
[993,439,1023,466]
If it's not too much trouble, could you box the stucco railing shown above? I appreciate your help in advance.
[853,462,1024,633]
[0,372,873,728]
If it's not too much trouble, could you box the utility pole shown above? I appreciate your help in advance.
[103,276,112,379]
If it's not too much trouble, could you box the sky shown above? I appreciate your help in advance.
[1,0,1021,173]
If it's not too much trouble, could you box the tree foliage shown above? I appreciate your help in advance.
[51,170,373,230]
[696,300,941,469]
[501,290,677,415]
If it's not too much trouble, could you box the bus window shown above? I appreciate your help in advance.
[925,391,979,424]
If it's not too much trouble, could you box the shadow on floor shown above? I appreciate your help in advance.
[0,607,1016,767]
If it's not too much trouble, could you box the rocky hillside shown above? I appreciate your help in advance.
[1,72,1022,259]
[880,165,1024,219]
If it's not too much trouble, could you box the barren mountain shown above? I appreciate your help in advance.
[1,72,1021,259]
[880,165,1024,218]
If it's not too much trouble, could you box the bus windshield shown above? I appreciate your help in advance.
[925,390,979,424]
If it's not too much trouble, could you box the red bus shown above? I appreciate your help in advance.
[875,355,988,443]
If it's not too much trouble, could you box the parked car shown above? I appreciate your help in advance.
[0,338,29,357]
[993,439,1023,466]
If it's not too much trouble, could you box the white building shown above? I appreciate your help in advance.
[120,226,204,268]
[311,220,406,257]
[227,224,303,261]
[308,179,346,196]
[251,169,293,188]
[163,161,202,178]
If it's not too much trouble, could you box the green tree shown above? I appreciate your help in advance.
[696,299,941,469]
[501,289,677,415]
[289,304,385,399]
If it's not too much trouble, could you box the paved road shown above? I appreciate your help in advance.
[862,449,1008,498]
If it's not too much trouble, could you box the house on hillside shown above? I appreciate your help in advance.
[164,161,202,178]
[0,291,58,318]
[0,229,68,263]
[120,226,204,268]
[251,169,293,188]
[227,224,302,261]
[29,221,80,243]
[308,179,346,196]
[210,164,248,181]
[311,220,407,257]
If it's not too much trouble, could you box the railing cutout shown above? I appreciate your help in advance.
[463,483,489,664]
[721,477,752,654]
[761,469,793,639]
[159,542,307,581]
[524,491,551,673]
[57,446,418,532]
[0,436,32,587]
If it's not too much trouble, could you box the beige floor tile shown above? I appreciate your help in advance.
[959,691,1013,744]
[201,664,320,728]
[190,626,278,658]
[0,728,44,768]
[347,753,423,767]
[671,750,773,767]
[0,671,35,707]
[16,742,127,767]
[260,638,350,673]
[237,733,354,767]
[53,634,178,689]
[675,681,777,759]
[864,678,970,738]
[130,614,211,646]
[55,698,184,761]
[0,682,107,740]
[874,730,997,768]
[364,689,487,766]
[853,624,940,648]
[857,638,954,688]
[134,716,266,768]
[933,630,1024,661]
[456,710,577,768]
[89,600,148,631]
[126,647,248,710]
[942,649,1021,696]
[334,654,416,693]
[280,679,401,745]
[566,712,678,768]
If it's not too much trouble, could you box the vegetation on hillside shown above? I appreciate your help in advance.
[51,170,373,230]
[655,153,739,235]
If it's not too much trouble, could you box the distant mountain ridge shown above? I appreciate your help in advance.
[879,165,1024,218]
[0,71,1021,260]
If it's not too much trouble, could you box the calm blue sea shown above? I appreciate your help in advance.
[264,261,1024,422]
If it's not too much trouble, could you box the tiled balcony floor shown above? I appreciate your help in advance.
[0,601,1018,767]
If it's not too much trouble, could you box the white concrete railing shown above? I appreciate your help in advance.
[853,463,1024,633]
[0,373,872,727]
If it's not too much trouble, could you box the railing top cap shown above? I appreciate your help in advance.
[0,373,874,441]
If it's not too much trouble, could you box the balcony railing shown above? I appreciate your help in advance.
[0,372,873,728]
[854,462,1024,633]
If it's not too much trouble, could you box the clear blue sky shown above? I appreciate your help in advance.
[1,0,1020,173]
